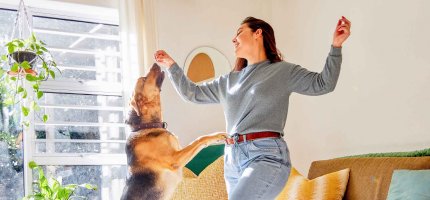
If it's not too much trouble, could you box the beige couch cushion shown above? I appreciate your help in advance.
[172,157,227,200]
[308,156,430,200]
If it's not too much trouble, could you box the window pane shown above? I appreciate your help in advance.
[0,9,24,200]
[33,17,100,34]
[34,141,125,154]
[40,93,124,107]
[0,9,15,44]
[35,125,126,140]
[35,32,120,50]
[35,108,124,123]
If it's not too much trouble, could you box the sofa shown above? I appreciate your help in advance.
[171,145,430,200]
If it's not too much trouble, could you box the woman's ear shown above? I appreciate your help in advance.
[254,28,263,39]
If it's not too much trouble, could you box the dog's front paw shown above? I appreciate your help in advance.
[207,132,228,144]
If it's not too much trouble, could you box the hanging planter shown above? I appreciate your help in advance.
[7,49,38,77]
[3,34,57,78]
[0,0,60,126]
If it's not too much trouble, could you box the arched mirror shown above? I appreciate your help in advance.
[184,46,231,83]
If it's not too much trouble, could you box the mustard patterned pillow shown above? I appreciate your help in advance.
[276,167,350,200]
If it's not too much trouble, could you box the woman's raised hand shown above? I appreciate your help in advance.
[332,16,351,48]
[154,50,176,68]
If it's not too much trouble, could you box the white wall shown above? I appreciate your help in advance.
[156,0,430,175]
[271,0,430,174]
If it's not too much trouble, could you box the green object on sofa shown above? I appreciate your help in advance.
[386,169,430,200]
[344,147,430,158]
[185,144,225,175]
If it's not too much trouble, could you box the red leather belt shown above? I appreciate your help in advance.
[225,131,280,145]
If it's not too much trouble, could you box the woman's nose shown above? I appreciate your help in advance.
[232,37,237,43]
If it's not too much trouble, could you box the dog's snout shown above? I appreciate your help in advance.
[151,63,161,72]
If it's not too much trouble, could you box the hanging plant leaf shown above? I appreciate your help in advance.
[3,98,14,105]
[21,61,31,69]
[37,91,43,99]
[22,121,30,127]
[31,101,41,111]
[26,74,37,81]
[7,43,16,54]
[31,32,37,42]
[49,70,55,79]
[11,63,19,72]
[33,83,39,90]
[18,86,24,93]
[22,90,27,98]
[43,114,48,122]
[22,106,29,116]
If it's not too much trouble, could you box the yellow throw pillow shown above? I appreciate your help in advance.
[276,167,350,200]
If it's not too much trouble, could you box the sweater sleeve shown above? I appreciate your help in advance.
[166,63,221,104]
[289,46,342,95]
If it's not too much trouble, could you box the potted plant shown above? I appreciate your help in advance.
[22,161,97,200]
[0,32,61,126]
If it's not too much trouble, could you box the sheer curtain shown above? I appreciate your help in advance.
[119,0,158,96]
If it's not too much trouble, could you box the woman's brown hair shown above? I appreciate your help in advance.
[233,17,283,71]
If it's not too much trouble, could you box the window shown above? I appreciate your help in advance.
[0,4,126,199]
[0,8,25,200]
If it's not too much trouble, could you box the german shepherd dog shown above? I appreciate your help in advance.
[121,63,226,200]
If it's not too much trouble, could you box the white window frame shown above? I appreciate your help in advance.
[0,1,129,196]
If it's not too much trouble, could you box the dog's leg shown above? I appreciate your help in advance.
[170,132,226,169]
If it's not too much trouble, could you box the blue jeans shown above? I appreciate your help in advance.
[224,137,291,200]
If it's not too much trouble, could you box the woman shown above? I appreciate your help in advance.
[155,16,351,200]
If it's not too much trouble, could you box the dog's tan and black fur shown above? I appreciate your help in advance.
[121,63,226,200]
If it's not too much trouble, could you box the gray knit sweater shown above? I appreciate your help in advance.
[166,46,342,136]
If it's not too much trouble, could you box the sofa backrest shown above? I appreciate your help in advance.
[308,156,430,200]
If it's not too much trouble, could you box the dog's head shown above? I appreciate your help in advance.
[127,63,165,126]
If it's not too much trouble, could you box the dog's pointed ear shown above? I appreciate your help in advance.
[130,97,141,116]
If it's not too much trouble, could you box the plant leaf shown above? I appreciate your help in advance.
[21,61,31,69]
[18,86,24,93]
[29,161,38,169]
[26,74,37,81]
[22,90,28,98]
[22,106,29,116]
[37,91,44,99]
[80,183,98,190]
[11,63,19,72]
[7,44,15,54]
[22,121,30,127]
[32,32,37,42]
[42,62,48,69]
[3,97,14,105]
[31,101,41,111]
[33,83,39,90]
[43,114,48,122]
[49,70,56,79]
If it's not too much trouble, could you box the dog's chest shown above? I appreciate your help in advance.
[159,169,182,199]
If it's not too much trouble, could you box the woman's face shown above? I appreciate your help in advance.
[232,23,257,59]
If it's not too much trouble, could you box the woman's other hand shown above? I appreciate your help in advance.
[332,16,351,48]
[154,50,176,68]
